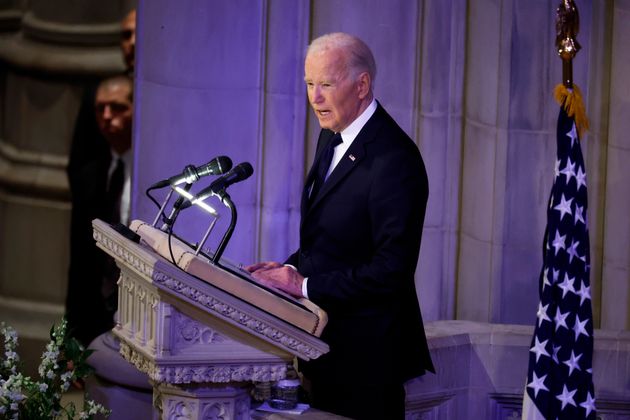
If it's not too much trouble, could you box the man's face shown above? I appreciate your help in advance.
[121,10,136,72]
[95,82,133,153]
[304,48,363,133]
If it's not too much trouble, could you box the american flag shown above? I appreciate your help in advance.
[522,105,596,419]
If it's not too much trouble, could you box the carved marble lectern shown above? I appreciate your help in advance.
[92,219,329,419]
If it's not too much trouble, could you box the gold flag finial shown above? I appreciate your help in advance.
[556,0,581,61]
[554,0,588,136]
[555,0,581,88]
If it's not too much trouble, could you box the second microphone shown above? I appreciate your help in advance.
[180,162,254,209]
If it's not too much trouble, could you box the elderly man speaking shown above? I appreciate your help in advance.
[248,32,434,419]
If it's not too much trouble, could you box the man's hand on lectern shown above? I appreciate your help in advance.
[246,262,305,298]
[245,261,283,272]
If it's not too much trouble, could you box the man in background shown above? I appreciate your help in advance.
[65,8,136,346]
[66,7,136,187]
[65,75,133,346]
[248,32,434,419]
[120,9,136,75]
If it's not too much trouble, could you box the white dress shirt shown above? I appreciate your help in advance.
[107,149,132,225]
[325,99,377,179]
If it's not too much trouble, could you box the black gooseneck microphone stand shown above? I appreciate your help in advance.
[211,189,236,265]
[161,182,193,231]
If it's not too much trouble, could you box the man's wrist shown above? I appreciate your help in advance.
[284,264,308,299]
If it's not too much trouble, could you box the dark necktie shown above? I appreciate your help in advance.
[107,158,125,223]
[310,133,342,203]
[102,158,125,315]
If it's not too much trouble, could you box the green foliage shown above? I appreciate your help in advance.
[0,319,110,419]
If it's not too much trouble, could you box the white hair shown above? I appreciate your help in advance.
[307,32,377,83]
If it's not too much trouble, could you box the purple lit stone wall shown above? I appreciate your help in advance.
[132,0,268,264]
[131,0,630,330]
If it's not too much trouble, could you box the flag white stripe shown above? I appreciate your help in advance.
[522,390,545,420]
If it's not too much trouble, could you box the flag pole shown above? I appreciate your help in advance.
[522,2,596,418]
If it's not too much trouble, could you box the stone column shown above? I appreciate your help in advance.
[599,0,630,330]
[455,0,594,325]
[0,0,131,372]
[414,0,467,321]
[0,0,22,32]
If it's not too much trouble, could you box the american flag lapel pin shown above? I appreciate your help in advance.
[349,154,356,162]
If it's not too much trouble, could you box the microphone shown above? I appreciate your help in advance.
[181,162,253,209]
[150,156,233,189]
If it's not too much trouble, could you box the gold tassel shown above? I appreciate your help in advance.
[553,84,590,138]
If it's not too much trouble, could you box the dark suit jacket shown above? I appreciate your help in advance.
[287,103,434,385]
[65,81,118,346]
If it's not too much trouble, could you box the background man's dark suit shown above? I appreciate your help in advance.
[286,103,434,413]
[65,97,117,346]
[65,77,132,347]
[65,9,135,346]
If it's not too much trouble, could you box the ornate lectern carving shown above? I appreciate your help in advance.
[92,219,329,419]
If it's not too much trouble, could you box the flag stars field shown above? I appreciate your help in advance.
[554,159,562,179]
[575,281,591,306]
[552,344,562,364]
[574,205,585,226]
[554,194,574,221]
[528,372,550,398]
[551,230,566,255]
[558,273,576,298]
[566,123,578,147]
[575,167,587,191]
[572,315,590,341]
[537,302,551,326]
[554,307,570,331]
[580,392,596,417]
[523,104,596,419]
[530,336,551,362]
[560,158,576,184]
[556,385,577,411]
[566,239,581,264]
[563,350,583,376]
[542,268,552,291]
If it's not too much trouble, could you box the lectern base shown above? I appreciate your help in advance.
[157,382,251,420]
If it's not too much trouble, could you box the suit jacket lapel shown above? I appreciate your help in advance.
[300,131,335,220]
[302,104,386,222]
[307,138,366,210]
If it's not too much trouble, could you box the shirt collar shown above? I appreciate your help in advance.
[111,148,132,167]
[339,98,377,143]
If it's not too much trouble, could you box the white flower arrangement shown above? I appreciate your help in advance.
[0,319,111,419]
